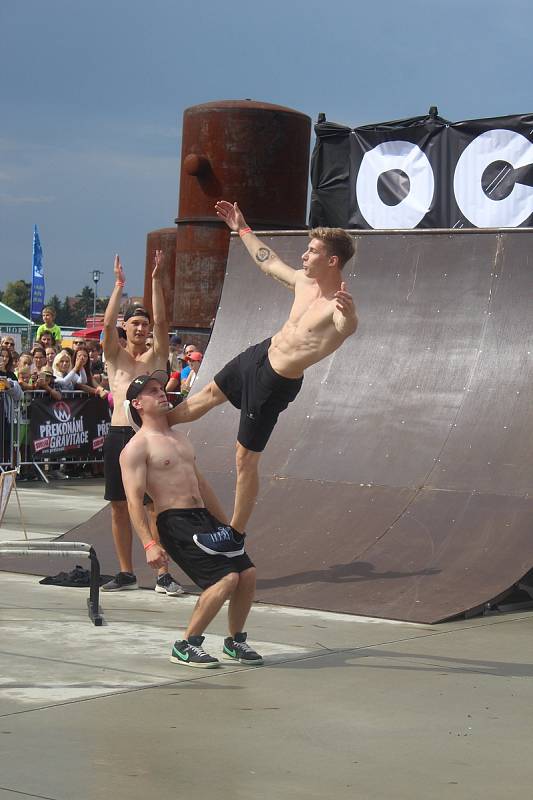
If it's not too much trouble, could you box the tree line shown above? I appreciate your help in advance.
[0,280,108,327]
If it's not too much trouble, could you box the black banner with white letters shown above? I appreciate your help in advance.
[310,113,533,229]
[29,395,111,459]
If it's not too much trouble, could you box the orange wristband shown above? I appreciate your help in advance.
[239,227,252,237]
[144,539,157,551]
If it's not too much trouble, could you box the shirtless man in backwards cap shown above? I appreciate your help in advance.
[101,252,183,596]
[120,371,263,668]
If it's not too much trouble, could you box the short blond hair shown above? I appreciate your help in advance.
[309,227,355,268]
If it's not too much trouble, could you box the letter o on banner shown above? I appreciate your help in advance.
[454,129,533,227]
[356,141,435,229]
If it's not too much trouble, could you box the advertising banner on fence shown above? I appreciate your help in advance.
[30,396,111,459]
[309,112,533,230]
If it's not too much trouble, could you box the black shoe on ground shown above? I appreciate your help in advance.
[101,572,138,592]
[223,632,263,665]
[193,526,245,557]
[155,572,185,596]
[170,636,220,668]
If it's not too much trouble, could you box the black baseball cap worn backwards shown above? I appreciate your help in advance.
[126,370,168,402]
[124,305,151,322]
[125,370,168,428]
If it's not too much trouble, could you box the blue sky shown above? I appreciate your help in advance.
[1,0,532,299]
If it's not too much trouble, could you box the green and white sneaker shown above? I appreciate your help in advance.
[170,636,219,668]
[223,632,263,665]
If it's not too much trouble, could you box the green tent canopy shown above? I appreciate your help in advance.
[0,302,35,350]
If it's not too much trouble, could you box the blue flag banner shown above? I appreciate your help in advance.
[30,225,46,319]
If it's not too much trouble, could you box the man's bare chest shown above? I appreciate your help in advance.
[288,295,334,333]
[147,434,194,474]
[108,352,165,392]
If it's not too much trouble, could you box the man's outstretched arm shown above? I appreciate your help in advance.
[215,200,297,289]
[151,249,169,359]
[102,254,125,361]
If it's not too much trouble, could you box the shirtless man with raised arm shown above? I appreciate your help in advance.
[120,371,262,668]
[167,201,358,555]
[101,252,183,595]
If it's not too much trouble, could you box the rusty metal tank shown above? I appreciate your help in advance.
[171,99,311,329]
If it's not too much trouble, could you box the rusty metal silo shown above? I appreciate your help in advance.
[173,99,311,331]
[143,228,177,324]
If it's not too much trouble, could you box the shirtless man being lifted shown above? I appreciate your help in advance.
[120,371,262,668]
[167,201,358,555]
[101,252,183,595]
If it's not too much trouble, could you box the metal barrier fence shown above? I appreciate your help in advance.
[1,390,109,481]
[1,389,183,481]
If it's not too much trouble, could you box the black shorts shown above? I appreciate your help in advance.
[214,338,303,452]
[104,426,133,501]
[157,508,255,590]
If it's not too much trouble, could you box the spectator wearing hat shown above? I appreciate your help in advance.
[181,351,203,395]
[34,367,62,401]
[179,344,195,381]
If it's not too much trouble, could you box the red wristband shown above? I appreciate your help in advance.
[239,227,252,237]
[144,539,157,551]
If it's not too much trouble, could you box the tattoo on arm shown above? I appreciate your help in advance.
[256,247,271,263]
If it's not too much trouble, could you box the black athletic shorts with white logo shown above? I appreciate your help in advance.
[214,337,303,452]
[157,508,254,590]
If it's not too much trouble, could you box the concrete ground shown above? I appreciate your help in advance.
[1,481,533,799]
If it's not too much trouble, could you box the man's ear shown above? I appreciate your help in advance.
[132,397,142,411]
[329,254,339,269]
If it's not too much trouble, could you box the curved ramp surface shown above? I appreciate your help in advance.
[4,230,532,623]
[187,229,533,623]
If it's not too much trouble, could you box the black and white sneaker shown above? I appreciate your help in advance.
[155,573,186,596]
[193,526,245,557]
[170,636,220,668]
[101,572,138,592]
[223,632,263,665]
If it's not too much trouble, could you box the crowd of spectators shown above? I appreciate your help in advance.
[1,309,206,472]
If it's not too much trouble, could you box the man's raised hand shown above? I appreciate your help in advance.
[114,254,125,286]
[334,282,355,317]
[215,200,247,232]
[152,249,164,280]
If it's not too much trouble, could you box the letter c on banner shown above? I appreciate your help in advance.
[356,141,435,229]
[454,129,533,227]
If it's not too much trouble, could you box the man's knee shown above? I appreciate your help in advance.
[235,444,261,471]
[237,567,256,590]
[214,571,239,595]
[111,500,128,517]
